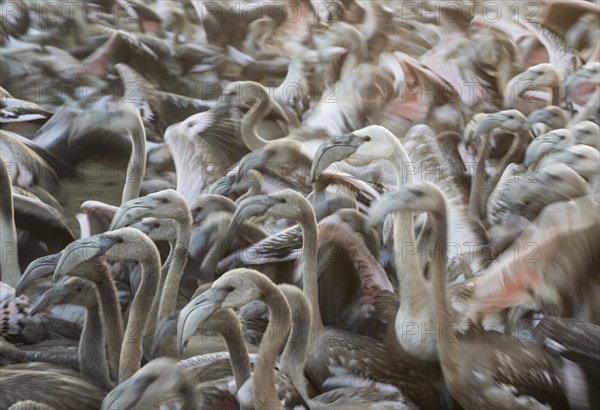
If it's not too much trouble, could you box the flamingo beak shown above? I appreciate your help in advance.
[110,201,152,230]
[235,150,268,184]
[310,133,361,183]
[16,253,60,296]
[229,195,283,233]
[53,235,115,282]
[523,139,554,168]
[30,285,70,316]
[177,288,230,354]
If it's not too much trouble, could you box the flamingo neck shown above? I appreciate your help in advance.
[121,115,147,204]
[389,140,426,309]
[299,207,323,335]
[157,214,192,324]
[93,260,124,382]
[240,88,271,151]
[482,131,529,218]
[279,294,311,400]
[550,82,563,107]
[253,287,290,410]
[0,211,20,286]
[119,251,160,383]
[0,160,21,286]
[215,309,252,390]
[469,133,491,219]
[144,239,174,358]
[429,209,454,361]
[495,50,514,99]
[80,296,113,391]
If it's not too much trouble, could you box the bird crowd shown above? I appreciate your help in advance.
[1,0,599,409]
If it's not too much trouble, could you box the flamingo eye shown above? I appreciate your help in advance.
[224,285,235,292]
[364,136,371,142]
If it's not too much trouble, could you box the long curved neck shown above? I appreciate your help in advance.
[0,159,21,286]
[278,294,311,400]
[237,175,263,203]
[161,241,174,279]
[495,49,514,100]
[550,81,563,107]
[157,213,192,324]
[504,78,519,108]
[298,205,322,334]
[119,253,159,383]
[200,230,232,279]
[240,88,271,151]
[276,61,303,128]
[469,133,491,219]
[144,240,173,359]
[389,138,426,310]
[121,114,147,204]
[482,132,528,218]
[429,209,454,362]
[92,259,124,383]
[254,287,290,410]
[80,297,113,391]
[214,309,252,390]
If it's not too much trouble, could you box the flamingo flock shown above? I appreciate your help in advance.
[1,1,599,409]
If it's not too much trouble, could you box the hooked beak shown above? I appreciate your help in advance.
[504,69,543,107]
[53,235,116,282]
[473,114,505,138]
[128,219,155,235]
[528,122,550,139]
[235,151,268,184]
[523,139,553,168]
[229,195,283,233]
[177,288,230,354]
[30,286,68,316]
[110,202,152,230]
[310,134,362,183]
[16,253,61,296]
